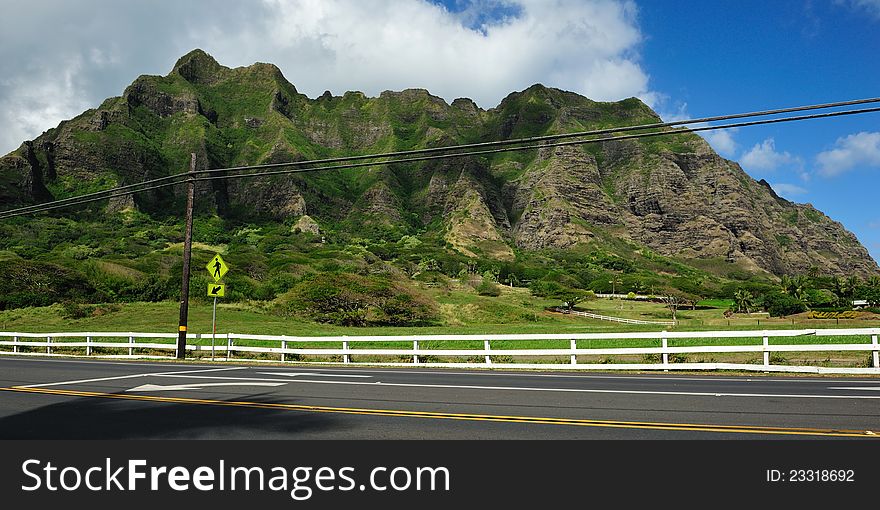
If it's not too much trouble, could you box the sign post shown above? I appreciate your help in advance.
[206,255,229,362]
[211,295,217,361]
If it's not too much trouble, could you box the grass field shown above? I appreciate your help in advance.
[3,286,878,335]
[2,288,879,370]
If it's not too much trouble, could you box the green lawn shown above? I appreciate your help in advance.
[1,292,878,368]
[2,289,878,337]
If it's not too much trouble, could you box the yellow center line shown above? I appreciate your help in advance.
[3,386,877,438]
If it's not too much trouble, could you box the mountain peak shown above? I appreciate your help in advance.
[172,48,225,84]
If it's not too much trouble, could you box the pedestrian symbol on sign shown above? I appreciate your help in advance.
[205,254,228,282]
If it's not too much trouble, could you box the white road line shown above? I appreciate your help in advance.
[830,387,880,391]
[17,373,159,389]
[256,372,372,378]
[126,382,286,392]
[17,366,249,389]
[3,357,875,384]
[145,374,880,399]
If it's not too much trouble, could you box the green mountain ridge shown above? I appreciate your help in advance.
[1,48,877,305]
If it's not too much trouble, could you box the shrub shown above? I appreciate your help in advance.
[60,301,94,320]
[476,279,502,297]
[760,292,807,317]
[806,288,839,308]
[277,273,438,326]
[0,260,102,310]
[529,280,567,298]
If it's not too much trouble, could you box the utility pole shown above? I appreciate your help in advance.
[176,153,196,359]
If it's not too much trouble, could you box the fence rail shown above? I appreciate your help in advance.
[1,329,879,374]
[552,307,676,326]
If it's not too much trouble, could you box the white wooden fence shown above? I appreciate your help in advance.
[553,307,675,326]
[1,328,879,374]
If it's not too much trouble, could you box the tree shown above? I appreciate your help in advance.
[661,291,695,323]
[863,287,880,307]
[476,278,501,297]
[633,279,648,294]
[558,290,596,311]
[847,276,861,298]
[780,274,793,295]
[733,289,754,313]
[609,275,623,295]
[761,291,807,317]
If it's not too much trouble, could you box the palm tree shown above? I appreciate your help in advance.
[833,276,848,298]
[780,274,798,295]
[793,286,809,305]
[609,275,623,296]
[846,276,861,298]
[734,290,754,314]
[780,275,790,294]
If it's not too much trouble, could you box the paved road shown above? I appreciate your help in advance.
[1,356,879,439]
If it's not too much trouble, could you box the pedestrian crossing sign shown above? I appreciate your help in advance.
[206,253,229,282]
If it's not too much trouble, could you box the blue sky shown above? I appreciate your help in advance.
[1,0,878,263]
[438,0,880,263]
[637,0,880,261]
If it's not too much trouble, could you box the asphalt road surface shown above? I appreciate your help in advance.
[1,356,879,439]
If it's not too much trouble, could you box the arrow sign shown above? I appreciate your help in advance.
[208,283,226,297]
[126,382,285,392]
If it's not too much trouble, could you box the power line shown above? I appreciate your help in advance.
[191,106,880,183]
[4,96,878,218]
[181,95,880,178]
[1,101,879,220]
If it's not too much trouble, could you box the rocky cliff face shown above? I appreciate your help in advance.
[2,49,876,277]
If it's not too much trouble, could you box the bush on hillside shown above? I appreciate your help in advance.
[0,260,103,310]
[277,272,438,326]
[529,280,568,298]
[476,279,502,297]
[760,292,807,317]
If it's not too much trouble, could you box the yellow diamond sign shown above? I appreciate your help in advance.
[206,253,229,282]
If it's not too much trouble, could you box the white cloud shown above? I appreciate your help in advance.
[0,0,657,155]
[656,102,737,157]
[816,131,880,177]
[702,129,737,157]
[740,138,801,172]
[837,0,880,19]
[769,182,808,198]
[0,55,90,155]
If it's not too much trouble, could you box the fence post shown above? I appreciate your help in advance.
[872,333,879,369]
[13,335,18,354]
[281,339,287,363]
[86,336,91,356]
[47,336,51,355]
[570,339,577,365]
[763,334,770,369]
[128,335,134,356]
[484,339,492,365]
[661,334,668,370]
[343,340,350,364]
[413,340,419,365]
[226,334,233,361]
